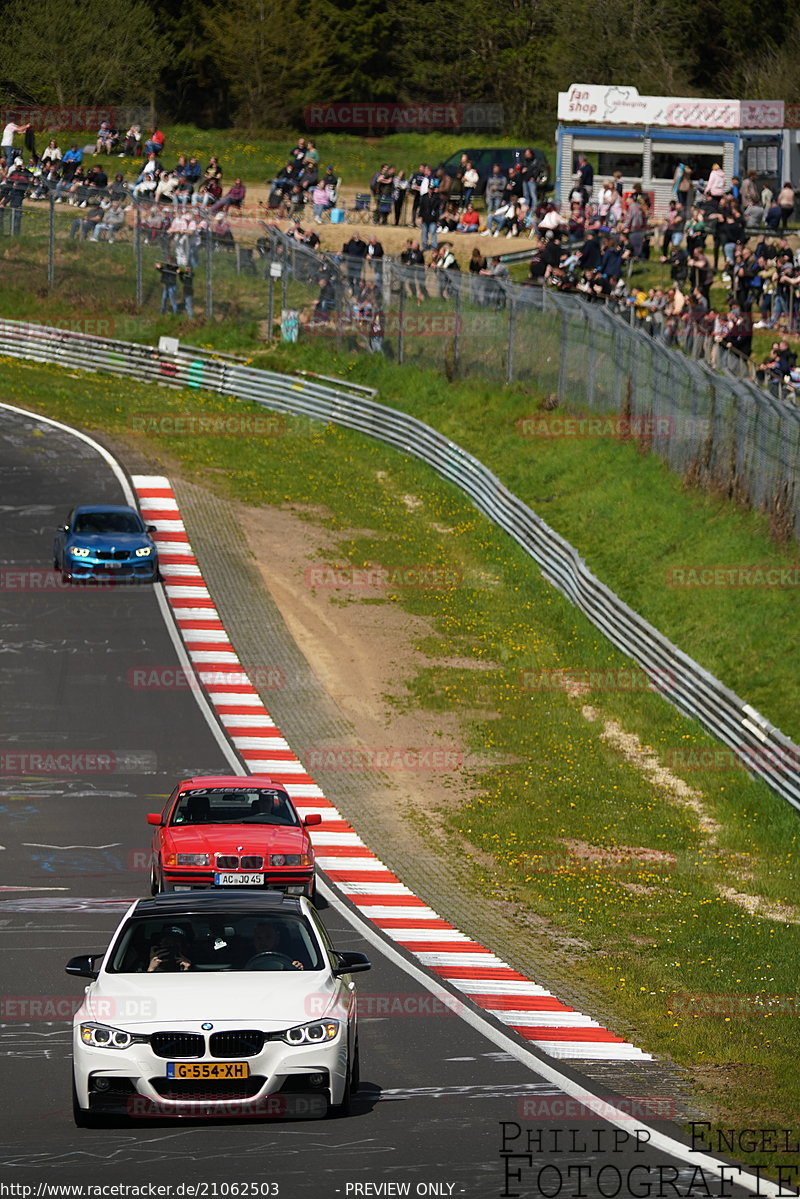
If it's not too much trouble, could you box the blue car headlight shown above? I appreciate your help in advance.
[135,546,153,558]
[70,546,91,558]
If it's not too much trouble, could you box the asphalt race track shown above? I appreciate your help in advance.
[0,405,770,1198]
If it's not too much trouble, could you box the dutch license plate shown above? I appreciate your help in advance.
[214,872,264,886]
[167,1061,250,1080]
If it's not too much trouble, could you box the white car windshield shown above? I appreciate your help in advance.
[107,914,324,973]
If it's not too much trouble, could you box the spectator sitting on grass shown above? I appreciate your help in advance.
[209,177,246,214]
[121,124,141,157]
[132,153,160,198]
[457,203,479,233]
[40,139,61,167]
[194,177,222,208]
[144,128,165,157]
[95,122,117,155]
[155,169,180,204]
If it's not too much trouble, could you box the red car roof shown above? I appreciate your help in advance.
[176,775,284,789]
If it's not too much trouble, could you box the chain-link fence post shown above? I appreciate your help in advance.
[453,280,461,371]
[205,226,213,321]
[47,191,55,290]
[506,294,516,384]
[135,200,143,307]
[398,273,405,365]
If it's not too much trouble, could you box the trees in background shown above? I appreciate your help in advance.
[0,0,798,132]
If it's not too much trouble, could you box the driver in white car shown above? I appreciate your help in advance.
[246,921,304,970]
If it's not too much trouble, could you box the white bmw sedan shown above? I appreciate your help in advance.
[66,891,370,1125]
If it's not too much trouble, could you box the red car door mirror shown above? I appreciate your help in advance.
[146,813,163,826]
[302,813,322,827]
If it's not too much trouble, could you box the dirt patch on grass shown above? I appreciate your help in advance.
[718,887,800,924]
[561,839,677,867]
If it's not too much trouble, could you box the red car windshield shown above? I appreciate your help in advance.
[171,787,298,827]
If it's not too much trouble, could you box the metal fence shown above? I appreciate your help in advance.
[1,317,798,815]
[4,194,800,539]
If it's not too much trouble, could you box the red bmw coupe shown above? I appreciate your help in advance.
[147,776,321,900]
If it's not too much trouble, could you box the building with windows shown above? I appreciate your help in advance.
[556,84,789,215]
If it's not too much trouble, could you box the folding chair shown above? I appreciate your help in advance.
[350,193,373,224]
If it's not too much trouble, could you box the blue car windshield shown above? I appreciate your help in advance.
[74,512,143,534]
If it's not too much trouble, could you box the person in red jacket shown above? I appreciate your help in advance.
[144,128,165,156]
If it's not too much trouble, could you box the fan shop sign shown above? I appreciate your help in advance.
[558,85,784,130]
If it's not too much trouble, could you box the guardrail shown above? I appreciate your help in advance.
[1,316,798,813]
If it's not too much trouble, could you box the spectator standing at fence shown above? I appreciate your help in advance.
[155,259,179,314]
[688,245,714,303]
[179,266,194,317]
[367,235,384,289]
[392,170,407,226]
[461,161,478,211]
[343,231,367,290]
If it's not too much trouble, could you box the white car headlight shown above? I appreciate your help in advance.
[135,546,153,557]
[70,546,91,558]
[177,853,209,866]
[283,1019,339,1045]
[80,1022,143,1050]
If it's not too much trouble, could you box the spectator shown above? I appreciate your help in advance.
[40,139,62,167]
[418,185,441,252]
[574,154,594,203]
[408,163,426,227]
[688,246,714,303]
[209,177,246,214]
[520,149,540,212]
[485,164,507,218]
[211,210,235,249]
[431,242,459,299]
[704,162,727,208]
[366,235,384,289]
[400,238,427,302]
[95,122,117,154]
[69,205,103,240]
[155,259,179,314]
[460,160,479,209]
[392,170,408,226]
[777,181,796,230]
[469,247,488,302]
[144,128,165,157]
[457,203,480,233]
[194,176,222,208]
[180,265,195,317]
[121,124,142,157]
[623,194,647,259]
[343,231,367,290]
[92,199,126,243]
[132,153,160,198]
[479,255,510,310]
[1,119,30,165]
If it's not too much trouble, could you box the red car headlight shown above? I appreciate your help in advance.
[164,853,210,867]
[269,853,312,868]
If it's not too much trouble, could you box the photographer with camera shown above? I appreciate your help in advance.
[147,927,193,972]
